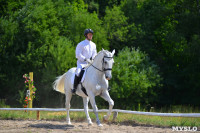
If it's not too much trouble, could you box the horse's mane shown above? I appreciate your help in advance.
[93,50,110,61]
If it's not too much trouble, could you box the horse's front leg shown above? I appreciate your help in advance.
[88,93,102,127]
[83,97,93,125]
[100,90,114,121]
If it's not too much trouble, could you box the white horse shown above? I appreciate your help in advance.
[53,49,115,126]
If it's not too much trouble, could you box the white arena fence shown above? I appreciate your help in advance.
[0,108,200,117]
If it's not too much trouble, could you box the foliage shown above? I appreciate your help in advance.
[120,0,200,105]
[110,47,161,109]
[103,5,130,51]
[0,0,26,17]
[0,99,10,108]
[68,8,109,51]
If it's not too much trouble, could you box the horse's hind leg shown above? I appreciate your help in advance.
[65,90,72,125]
[83,97,93,125]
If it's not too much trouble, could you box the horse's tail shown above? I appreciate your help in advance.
[53,73,66,94]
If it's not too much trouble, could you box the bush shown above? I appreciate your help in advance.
[110,47,161,109]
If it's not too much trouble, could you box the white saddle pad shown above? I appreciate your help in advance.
[71,69,87,85]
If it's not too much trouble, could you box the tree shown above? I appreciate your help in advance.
[68,9,109,51]
[121,0,200,106]
[103,5,130,51]
[0,0,26,17]
[84,0,122,17]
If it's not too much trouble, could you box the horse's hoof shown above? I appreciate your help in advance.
[88,122,93,126]
[98,124,103,127]
[67,122,72,125]
[103,115,108,121]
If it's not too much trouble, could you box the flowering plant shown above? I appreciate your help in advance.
[23,74,37,108]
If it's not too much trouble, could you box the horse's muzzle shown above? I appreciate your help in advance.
[106,76,112,80]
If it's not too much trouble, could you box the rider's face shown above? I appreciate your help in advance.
[87,33,93,40]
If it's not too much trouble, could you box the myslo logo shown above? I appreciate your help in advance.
[172,126,198,132]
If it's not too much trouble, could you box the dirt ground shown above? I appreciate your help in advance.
[0,119,179,133]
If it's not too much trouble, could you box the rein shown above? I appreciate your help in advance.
[91,56,113,73]
[91,64,104,72]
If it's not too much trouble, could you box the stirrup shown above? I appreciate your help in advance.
[71,89,76,94]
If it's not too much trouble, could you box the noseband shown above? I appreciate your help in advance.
[91,56,113,72]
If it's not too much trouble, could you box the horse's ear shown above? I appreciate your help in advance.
[112,49,115,56]
[102,48,107,54]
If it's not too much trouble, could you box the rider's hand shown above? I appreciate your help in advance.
[85,59,92,64]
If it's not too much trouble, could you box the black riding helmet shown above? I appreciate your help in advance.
[84,29,94,37]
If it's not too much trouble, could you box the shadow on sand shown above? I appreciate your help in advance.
[29,123,74,130]
[107,120,170,129]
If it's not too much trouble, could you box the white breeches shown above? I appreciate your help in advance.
[75,64,83,77]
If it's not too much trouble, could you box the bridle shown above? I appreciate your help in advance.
[91,56,113,73]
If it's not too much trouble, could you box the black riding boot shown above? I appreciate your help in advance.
[71,75,79,94]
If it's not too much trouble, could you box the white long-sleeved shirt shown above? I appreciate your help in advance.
[76,39,97,66]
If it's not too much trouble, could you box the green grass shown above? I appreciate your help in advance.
[116,113,200,127]
[0,110,200,128]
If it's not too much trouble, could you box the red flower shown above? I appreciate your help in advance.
[23,73,37,108]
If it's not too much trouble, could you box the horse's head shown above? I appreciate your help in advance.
[102,49,115,80]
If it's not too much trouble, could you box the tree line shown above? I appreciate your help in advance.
[0,0,200,109]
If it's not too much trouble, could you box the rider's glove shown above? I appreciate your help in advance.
[90,57,94,62]
[85,58,92,64]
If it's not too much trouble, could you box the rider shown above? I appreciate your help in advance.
[71,29,97,94]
